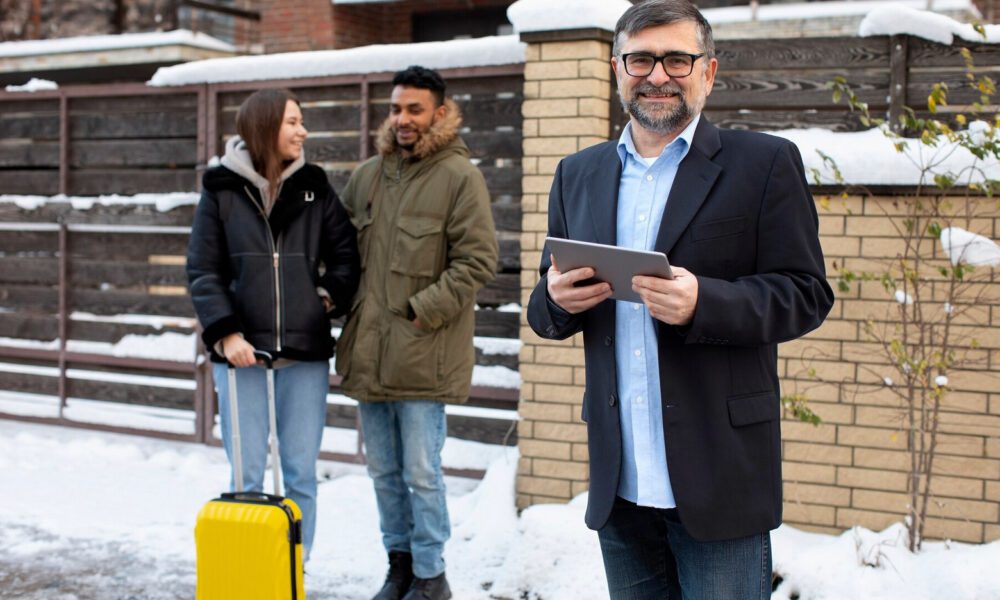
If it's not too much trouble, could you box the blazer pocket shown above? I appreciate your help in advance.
[692,216,745,242]
[727,391,779,427]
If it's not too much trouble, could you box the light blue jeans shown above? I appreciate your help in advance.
[214,360,329,557]
[359,400,449,579]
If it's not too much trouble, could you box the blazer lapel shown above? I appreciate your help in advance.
[653,118,723,256]
[585,143,623,246]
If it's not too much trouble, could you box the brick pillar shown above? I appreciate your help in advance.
[259,0,334,54]
[517,29,614,509]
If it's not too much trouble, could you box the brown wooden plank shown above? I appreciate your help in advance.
[304,137,361,163]
[702,108,869,132]
[71,94,199,113]
[497,238,520,272]
[0,114,60,140]
[717,37,891,70]
[0,257,58,285]
[0,140,60,167]
[491,201,522,233]
[72,260,187,289]
[218,104,362,136]
[907,38,1000,68]
[0,170,60,195]
[70,139,198,168]
[67,379,195,411]
[70,112,199,139]
[0,231,59,254]
[476,273,519,306]
[70,289,194,317]
[0,313,194,344]
[908,71,999,106]
[474,310,518,338]
[455,98,523,129]
[711,69,890,110]
[0,203,196,226]
[462,130,522,159]
[69,168,197,195]
[0,284,59,313]
[67,232,190,260]
[479,164,521,196]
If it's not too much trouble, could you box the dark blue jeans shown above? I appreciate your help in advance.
[597,497,772,600]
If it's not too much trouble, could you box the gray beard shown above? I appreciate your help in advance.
[620,87,693,135]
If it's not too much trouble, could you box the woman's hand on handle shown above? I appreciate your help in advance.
[222,333,257,368]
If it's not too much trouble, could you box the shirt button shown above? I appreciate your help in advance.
[635,395,645,405]
[638,214,646,222]
[633,349,641,357]
[646,175,653,181]
[633,304,640,311]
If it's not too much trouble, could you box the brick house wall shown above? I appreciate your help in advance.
[259,0,334,53]
[331,0,513,49]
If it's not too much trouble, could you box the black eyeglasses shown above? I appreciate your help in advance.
[620,52,705,78]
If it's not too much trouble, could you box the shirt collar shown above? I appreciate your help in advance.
[616,114,701,167]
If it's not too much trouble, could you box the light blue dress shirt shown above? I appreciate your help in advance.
[614,116,700,508]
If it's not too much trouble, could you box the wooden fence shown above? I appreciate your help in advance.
[0,65,524,470]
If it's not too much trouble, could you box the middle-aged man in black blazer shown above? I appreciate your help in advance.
[527,1,835,598]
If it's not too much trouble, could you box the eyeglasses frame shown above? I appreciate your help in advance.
[619,52,707,78]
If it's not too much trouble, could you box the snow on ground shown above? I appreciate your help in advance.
[1,419,998,599]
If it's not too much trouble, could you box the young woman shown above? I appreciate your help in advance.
[187,88,359,559]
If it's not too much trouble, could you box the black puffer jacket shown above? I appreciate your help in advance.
[187,163,360,362]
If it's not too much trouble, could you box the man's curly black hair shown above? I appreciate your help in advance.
[392,65,446,107]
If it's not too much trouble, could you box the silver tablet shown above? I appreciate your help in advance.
[545,237,673,304]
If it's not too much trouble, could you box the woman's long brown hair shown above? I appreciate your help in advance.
[234,88,299,199]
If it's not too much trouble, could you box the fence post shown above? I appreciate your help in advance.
[57,221,68,418]
[889,35,909,132]
[515,25,616,510]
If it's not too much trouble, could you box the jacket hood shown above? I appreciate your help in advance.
[375,98,463,160]
[218,136,305,211]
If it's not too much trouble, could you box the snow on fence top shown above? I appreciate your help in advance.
[0,29,235,58]
[0,192,199,212]
[149,35,526,87]
[860,3,1000,44]
[506,0,981,34]
[506,0,631,34]
[704,0,977,24]
[4,78,58,93]
[770,125,1000,186]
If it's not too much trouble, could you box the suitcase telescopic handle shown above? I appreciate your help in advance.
[226,350,282,497]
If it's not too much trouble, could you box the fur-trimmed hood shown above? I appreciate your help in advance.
[375,98,463,160]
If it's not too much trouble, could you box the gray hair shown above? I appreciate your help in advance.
[613,0,716,60]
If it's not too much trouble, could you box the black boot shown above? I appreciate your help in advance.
[401,573,452,600]
[372,551,414,600]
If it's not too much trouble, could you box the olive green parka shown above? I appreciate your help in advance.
[335,99,498,403]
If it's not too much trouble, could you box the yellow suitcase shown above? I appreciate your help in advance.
[195,352,306,599]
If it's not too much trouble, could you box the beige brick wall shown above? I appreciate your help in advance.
[517,33,1000,544]
[780,194,1000,544]
[517,36,612,510]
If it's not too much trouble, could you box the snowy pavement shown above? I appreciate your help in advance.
[1,420,998,599]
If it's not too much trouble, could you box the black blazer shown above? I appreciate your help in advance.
[527,118,834,542]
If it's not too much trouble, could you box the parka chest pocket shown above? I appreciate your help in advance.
[391,216,443,278]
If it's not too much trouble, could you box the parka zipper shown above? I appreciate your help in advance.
[244,185,283,352]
